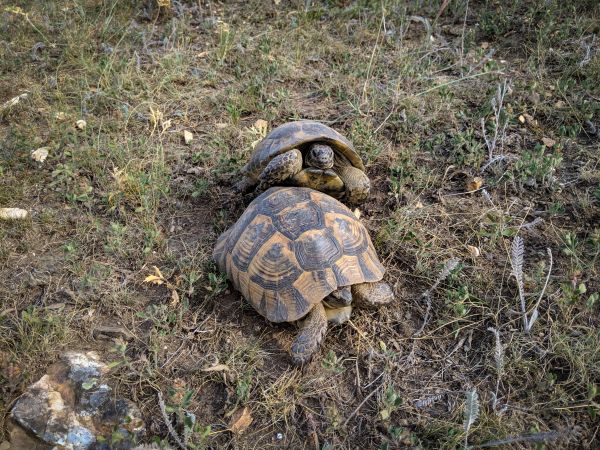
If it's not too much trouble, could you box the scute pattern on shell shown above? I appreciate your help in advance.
[243,120,365,179]
[213,187,384,322]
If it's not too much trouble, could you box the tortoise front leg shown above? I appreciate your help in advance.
[291,302,328,365]
[233,175,256,194]
[351,281,394,309]
[336,164,371,205]
[256,149,303,194]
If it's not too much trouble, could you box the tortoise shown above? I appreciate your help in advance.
[213,186,394,364]
[235,120,371,205]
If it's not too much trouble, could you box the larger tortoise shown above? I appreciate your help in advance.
[235,121,370,205]
[213,187,393,364]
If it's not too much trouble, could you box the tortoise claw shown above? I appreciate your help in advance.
[290,303,328,365]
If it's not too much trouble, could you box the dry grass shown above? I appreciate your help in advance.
[1,0,599,448]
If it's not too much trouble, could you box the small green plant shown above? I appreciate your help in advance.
[191,178,210,198]
[63,241,77,254]
[322,350,345,374]
[446,284,470,318]
[143,227,161,255]
[438,85,454,101]
[136,304,177,332]
[108,338,133,370]
[593,185,600,202]
[192,150,211,164]
[181,270,202,295]
[558,123,581,138]
[560,281,594,307]
[380,386,402,420]
[513,144,562,187]
[236,372,252,404]
[452,128,485,168]
[349,120,383,164]
[104,222,126,255]
[206,272,227,298]
[479,7,512,38]
[225,101,242,124]
[562,232,579,257]
[217,22,233,64]
[65,183,93,203]
[562,231,583,268]
[548,202,565,215]
[388,148,416,195]
[587,293,599,309]
[160,387,212,449]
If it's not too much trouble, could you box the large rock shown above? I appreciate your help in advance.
[9,351,144,450]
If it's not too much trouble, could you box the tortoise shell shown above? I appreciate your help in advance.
[242,121,365,179]
[213,187,384,323]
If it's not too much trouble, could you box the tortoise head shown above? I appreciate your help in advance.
[305,143,335,170]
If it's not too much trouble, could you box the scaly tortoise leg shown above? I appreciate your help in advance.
[255,149,303,194]
[291,302,328,365]
[233,175,256,194]
[351,281,394,309]
[336,164,371,205]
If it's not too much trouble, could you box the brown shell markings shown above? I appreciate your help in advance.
[213,187,384,323]
[242,121,365,179]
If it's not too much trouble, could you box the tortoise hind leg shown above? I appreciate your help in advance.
[256,149,303,194]
[336,165,371,205]
[291,302,328,365]
[351,281,394,309]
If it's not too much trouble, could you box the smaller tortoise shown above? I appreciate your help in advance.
[213,187,393,364]
[235,121,370,205]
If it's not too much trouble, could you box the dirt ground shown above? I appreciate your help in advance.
[1,1,599,448]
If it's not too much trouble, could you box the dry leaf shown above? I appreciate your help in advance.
[144,266,166,285]
[554,100,566,109]
[467,177,483,192]
[152,266,164,279]
[542,137,556,147]
[522,113,535,124]
[254,119,268,134]
[76,119,86,130]
[216,122,228,129]
[229,407,253,434]
[31,147,49,162]
[183,130,193,145]
[353,208,361,219]
[55,111,66,121]
[467,245,480,258]
[162,119,172,131]
[201,363,231,372]
[0,208,29,220]
[170,290,180,306]
[143,275,164,285]
[415,201,424,209]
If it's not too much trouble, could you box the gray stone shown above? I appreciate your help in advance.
[9,351,144,450]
